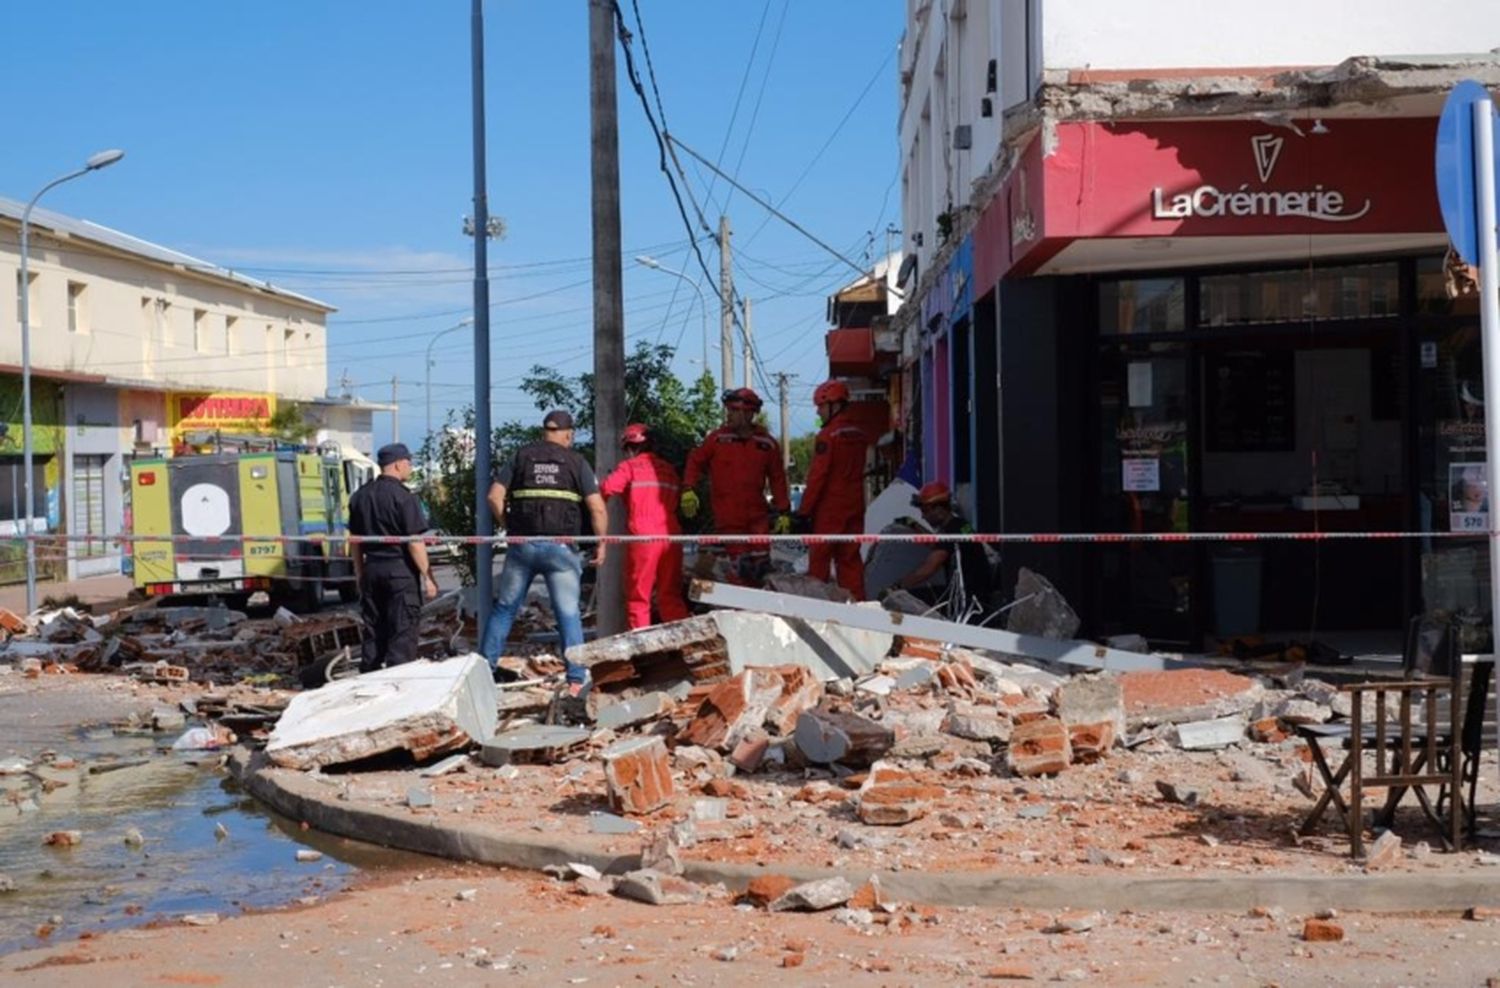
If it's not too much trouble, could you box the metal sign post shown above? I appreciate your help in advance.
[1475,98,1500,783]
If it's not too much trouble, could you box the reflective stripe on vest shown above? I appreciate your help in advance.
[511,489,583,502]
[632,480,680,491]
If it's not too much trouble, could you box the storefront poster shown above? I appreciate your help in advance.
[1449,462,1488,532]
[1122,457,1161,492]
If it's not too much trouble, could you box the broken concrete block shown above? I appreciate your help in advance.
[1120,669,1263,729]
[794,708,894,767]
[601,736,674,815]
[769,876,855,912]
[1365,830,1402,871]
[266,655,497,771]
[764,665,824,737]
[942,703,1011,743]
[1066,720,1115,763]
[1005,568,1080,640]
[857,764,945,826]
[1007,717,1071,777]
[406,786,434,809]
[418,753,472,777]
[1174,716,1247,751]
[151,707,186,732]
[587,811,642,835]
[1272,697,1332,725]
[1056,673,1126,743]
[479,724,590,767]
[641,833,682,875]
[764,573,855,603]
[570,610,894,691]
[1155,780,1201,806]
[613,868,705,906]
[679,668,784,751]
[594,691,675,731]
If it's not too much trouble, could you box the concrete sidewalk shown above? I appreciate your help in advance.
[0,574,135,615]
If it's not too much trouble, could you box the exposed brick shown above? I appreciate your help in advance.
[1120,668,1262,727]
[857,782,946,825]
[1250,716,1287,743]
[0,607,27,634]
[601,736,674,815]
[781,953,805,968]
[1007,716,1072,777]
[1066,720,1115,763]
[849,879,883,910]
[765,665,824,736]
[1302,918,1344,942]
[982,964,1037,980]
[729,732,770,773]
[679,668,784,752]
[999,693,1051,724]
[743,874,797,908]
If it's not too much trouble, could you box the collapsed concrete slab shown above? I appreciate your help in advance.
[570,609,895,690]
[265,654,497,770]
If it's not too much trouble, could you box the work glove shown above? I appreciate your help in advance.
[771,513,793,536]
[679,490,700,519]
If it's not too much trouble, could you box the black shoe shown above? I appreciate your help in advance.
[491,664,519,684]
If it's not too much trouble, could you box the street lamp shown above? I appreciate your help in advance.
[20,148,125,612]
[635,255,710,383]
[425,316,475,476]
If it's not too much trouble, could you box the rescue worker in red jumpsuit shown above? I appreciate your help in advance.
[681,388,792,583]
[794,380,871,600]
[600,424,689,630]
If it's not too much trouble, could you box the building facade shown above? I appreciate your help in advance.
[0,198,334,580]
[892,0,1500,648]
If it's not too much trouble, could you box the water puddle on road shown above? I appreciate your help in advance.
[0,725,423,955]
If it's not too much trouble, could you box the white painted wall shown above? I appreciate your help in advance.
[0,221,329,401]
[1042,0,1500,71]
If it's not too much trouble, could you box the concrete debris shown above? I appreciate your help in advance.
[406,786,434,809]
[613,868,705,906]
[587,811,642,835]
[480,724,590,766]
[794,707,894,767]
[180,913,222,926]
[941,703,1011,743]
[1271,697,1333,725]
[1055,674,1126,744]
[266,655,497,770]
[680,668,785,751]
[418,753,472,778]
[122,828,145,848]
[769,876,855,912]
[1365,831,1402,871]
[765,665,825,736]
[1005,568,1081,641]
[594,691,675,731]
[1174,716,1248,751]
[856,762,945,826]
[641,832,683,876]
[1155,780,1201,807]
[764,573,855,604]
[1121,669,1264,729]
[295,849,324,862]
[601,736,674,815]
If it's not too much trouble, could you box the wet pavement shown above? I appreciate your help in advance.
[0,678,427,955]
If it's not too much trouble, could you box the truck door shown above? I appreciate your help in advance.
[169,456,244,581]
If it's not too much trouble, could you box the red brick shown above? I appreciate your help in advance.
[999,693,1051,724]
[1302,918,1344,942]
[849,880,883,910]
[982,964,1037,980]
[858,782,946,825]
[765,665,824,736]
[1120,668,1259,722]
[781,953,805,968]
[1066,720,1115,763]
[899,637,945,660]
[1250,716,1287,743]
[729,733,770,773]
[1008,716,1072,777]
[679,668,784,751]
[600,736,674,815]
[0,607,27,635]
[744,874,797,908]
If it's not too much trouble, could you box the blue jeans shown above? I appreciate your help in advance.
[481,541,587,683]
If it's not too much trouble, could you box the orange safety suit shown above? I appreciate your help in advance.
[800,409,871,599]
[600,452,689,629]
[683,427,790,552]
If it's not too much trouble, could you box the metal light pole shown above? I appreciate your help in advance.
[470,0,495,637]
[424,316,475,476]
[20,148,124,613]
[634,255,710,381]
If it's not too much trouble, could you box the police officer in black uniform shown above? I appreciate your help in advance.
[480,410,608,692]
[347,443,438,672]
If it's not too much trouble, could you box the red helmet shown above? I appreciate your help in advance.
[911,481,952,507]
[722,387,763,411]
[813,380,850,406]
[620,423,650,446]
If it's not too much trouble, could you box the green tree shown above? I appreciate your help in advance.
[419,342,721,583]
[787,433,817,485]
[265,402,316,443]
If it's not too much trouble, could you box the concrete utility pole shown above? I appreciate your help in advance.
[589,0,626,636]
[776,372,792,471]
[740,297,753,390]
[390,376,400,443]
[470,0,495,635]
[718,214,734,388]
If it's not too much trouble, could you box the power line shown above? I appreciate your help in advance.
[724,0,789,214]
[700,0,771,216]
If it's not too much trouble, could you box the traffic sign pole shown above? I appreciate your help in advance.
[1475,97,1500,783]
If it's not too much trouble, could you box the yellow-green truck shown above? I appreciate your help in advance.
[129,444,376,610]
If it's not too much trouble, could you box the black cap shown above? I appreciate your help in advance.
[543,410,575,430]
[376,442,412,467]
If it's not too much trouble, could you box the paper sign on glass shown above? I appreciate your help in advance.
[1122,457,1161,493]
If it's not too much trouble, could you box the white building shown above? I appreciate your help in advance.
[895,0,1500,646]
[0,197,336,580]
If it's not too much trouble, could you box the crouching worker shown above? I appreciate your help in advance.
[894,482,994,616]
[481,410,608,694]
[600,423,689,629]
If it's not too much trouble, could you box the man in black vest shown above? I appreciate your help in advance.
[347,443,438,672]
[480,410,608,691]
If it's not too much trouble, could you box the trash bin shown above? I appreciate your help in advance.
[1212,547,1263,637]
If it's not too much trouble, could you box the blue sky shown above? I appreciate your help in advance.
[0,1,902,443]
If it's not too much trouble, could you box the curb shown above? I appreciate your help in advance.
[231,751,1500,913]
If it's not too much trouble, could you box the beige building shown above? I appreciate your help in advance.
[0,196,336,580]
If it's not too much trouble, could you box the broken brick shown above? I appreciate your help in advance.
[1007,716,1072,777]
[0,607,27,635]
[743,874,797,908]
[1302,918,1344,942]
[1250,716,1287,743]
[764,665,824,736]
[848,878,883,910]
[782,953,806,969]
[998,693,1050,724]
[729,732,770,774]
[1120,668,1262,728]
[601,736,674,815]
[679,668,784,752]
[857,782,945,825]
[1066,720,1115,763]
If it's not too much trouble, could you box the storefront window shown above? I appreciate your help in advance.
[1100,278,1185,335]
[1414,320,1492,650]
[1200,262,1398,326]
[1415,255,1482,317]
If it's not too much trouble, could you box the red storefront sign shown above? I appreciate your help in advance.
[977,117,1445,282]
